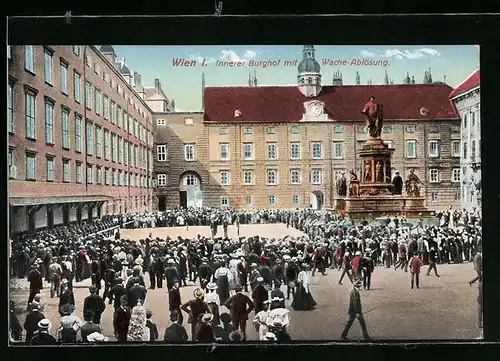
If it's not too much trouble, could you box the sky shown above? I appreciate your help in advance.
[112,45,480,112]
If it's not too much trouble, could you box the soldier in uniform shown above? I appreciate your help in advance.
[340,280,371,341]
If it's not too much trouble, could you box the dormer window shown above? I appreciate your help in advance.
[234,109,242,117]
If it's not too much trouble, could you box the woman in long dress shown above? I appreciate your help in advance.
[291,264,316,311]
[127,301,150,342]
[253,300,270,340]
[204,282,221,326]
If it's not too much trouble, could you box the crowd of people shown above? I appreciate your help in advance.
[9,207,483,344]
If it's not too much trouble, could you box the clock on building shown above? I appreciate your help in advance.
[311,103,322,116]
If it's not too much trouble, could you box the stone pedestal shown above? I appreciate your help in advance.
[341,137,433,220]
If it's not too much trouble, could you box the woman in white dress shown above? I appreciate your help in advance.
[204,282,221,326]
[253,300,271,340]
[127,301,150,342]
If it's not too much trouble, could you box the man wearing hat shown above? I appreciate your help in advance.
[252,277,269,315]
[81,310,102,342]
[23,302,45,342]
[9,301,23,341]
[340,280,371,341]
[181,288,211,340]
[338,252,353,285]
[114,295,131,343]
[30,319,57,345]
[360,250,375,290]
[392,171,403,195]
[83,286,106,325]
[198,257,213,291]
[224,285,254,340]
[285,258,299,300]
[163,311,188,343]
[196,313,215,342]
[165,258,180,291]
[409,253,423,289]
[426,247,440,277]
[351,251,362,281]
[169,281,183,324]
[270,281,286,308]
[145,310,159,341]
[27,262,43,307]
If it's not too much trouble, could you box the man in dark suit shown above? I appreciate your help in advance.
[154,255,165,289]
[251,277,269,314]
[27,263,43,306]
[80,310,102,342]
[340,280,370,341]
[270,281,286,308]
[165,259,180,290]
[169,282,183,324]
[83,286,106,325]
[163,311,188,343]
[128,279,147,307]
[109,278,127,312]
[113,295,131,343]
[23,303,45,342]
[145,310,159,341]
[224,285,254,340]
[181,288,211,340]
[392,172,403,195]
[30,319,57,345]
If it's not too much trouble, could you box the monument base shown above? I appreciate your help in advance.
[343,195,435,220]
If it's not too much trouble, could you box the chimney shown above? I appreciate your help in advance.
[154,78,160,92]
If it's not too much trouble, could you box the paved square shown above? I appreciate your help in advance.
[10,224,480,341]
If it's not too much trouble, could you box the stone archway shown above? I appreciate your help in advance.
[310,190,324,210]
[179,171,203,208]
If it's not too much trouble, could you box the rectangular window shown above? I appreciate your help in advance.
[105,168,110,185]
[220,171,230,186]
[75,114,83,152]
[157,118,166,126]
[267,143,277,160]
[428,140,439,157]
[63,160,70,182]
[267,169,277,185]
[244,127,253,135]
[60,62,68,95]
[291,169,301,184]
[266,127,276,134]
[290,142,301,159]
[406,125,417,133]
[452,140,461,157]
[104,130,110,160]
[156,144,167,161]
[269,195,277,206]
[46,157,55,181]
[124,141,128,166]
[429,169,440,183]
[25,91,37,140]
[454,192,461,201]
[333,125,344,133]
[246,195,253,207]
[24,45,35,72]
[7,45,11,59]
[85,81,92,109]
[243,170,253,185]
[96,127,102,157]
[45,100,55,144]
[471,140,476,160]
[185,144,196,161]
[94,89,101,115]
[113,170,118,186]
[452,168,461,182]
[311,169,322,184]
[290,126,299,134]
[62,108,70,149]
[431,193,438,202]
[243,143,254,160]
[87,165,93,184]
[357,125,367,134]
[219,143,229,161]
[94,62,100,74]
[382,125,393,133]
[73,46,80,56]
[463,141,468,159]
[112,134,117,162]
[86,120,93,155]
[292,194,300,205]
[26,153,36,180]
[8,83,14,133]
[76,162,82,183]
[184,117,194,126]
[312,142,322,159]
[471,112,476,127]
[157,174,167,187]
[406,140,416,158]
[333,142,344,159]
[97,166,103,184]
[111,102,116,124]
[103,71,109,83]
[118,137,123,164]
[85,53,91,66]
[44,49,53,85]
[74,71,82,103]
[221,196,229,208]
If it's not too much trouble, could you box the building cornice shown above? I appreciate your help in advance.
[450,86,480,102]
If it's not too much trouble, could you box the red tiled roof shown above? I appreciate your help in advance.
[449,69,480,99]
[204,84,460,122]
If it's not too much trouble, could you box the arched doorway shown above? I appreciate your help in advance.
[310,190,324,210]
[179,172,203,208]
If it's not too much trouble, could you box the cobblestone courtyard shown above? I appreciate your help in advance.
[10,224,480,341]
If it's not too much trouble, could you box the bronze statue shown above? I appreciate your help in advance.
[361,96,384,138]
[405,169,421,197]
[364,161,372,182]
[348,169,359,197]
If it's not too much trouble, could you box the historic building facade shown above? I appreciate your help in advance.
[7,45,167,235]
[153,46,462,211]
[449,70,481,211]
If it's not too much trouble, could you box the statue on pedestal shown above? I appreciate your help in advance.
[348,170,359,197]
[363,161,371,182]
[405,169,421,197]
[336,172,347,197]
[375,160,384,183]
[361,96,384,138]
